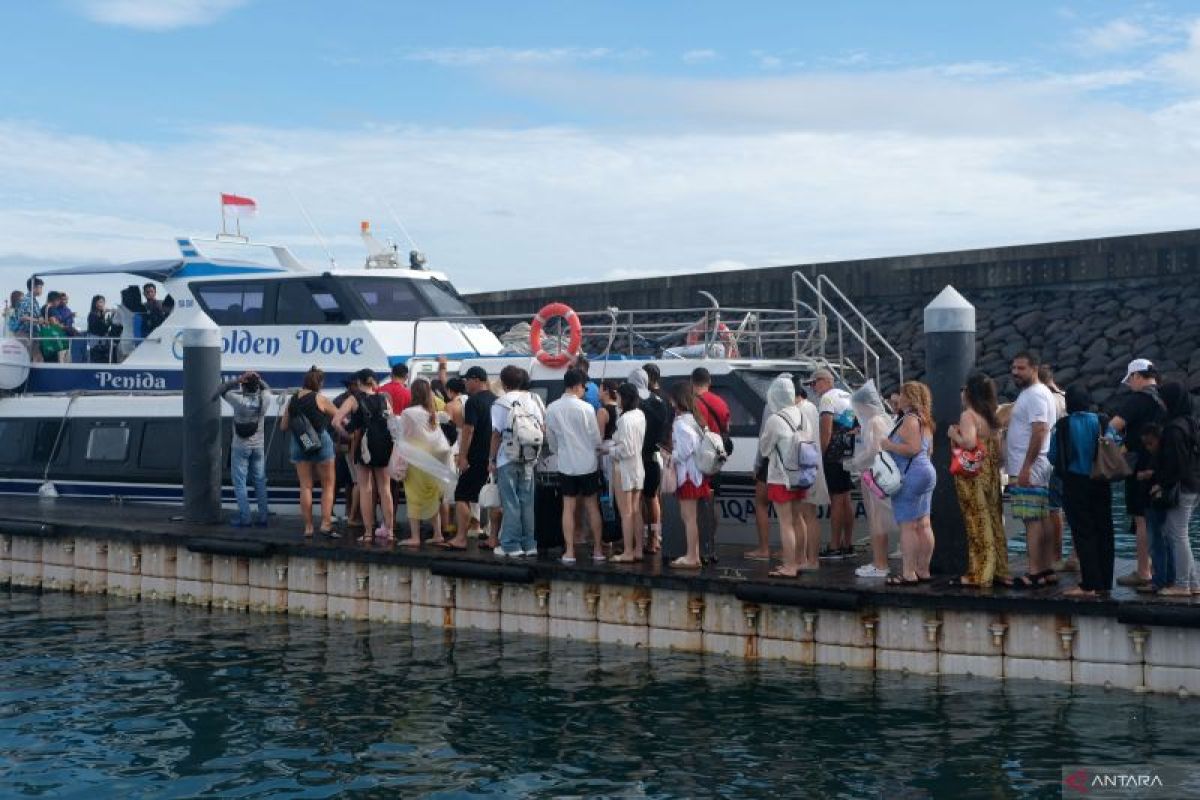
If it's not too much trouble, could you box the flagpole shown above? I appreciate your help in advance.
[220,195,226,236]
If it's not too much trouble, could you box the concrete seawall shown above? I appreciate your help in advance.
[5,499,1200,698]
[466,228,1200,404]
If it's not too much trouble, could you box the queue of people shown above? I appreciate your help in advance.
[2,278,167,363]
[215,351,1198,601]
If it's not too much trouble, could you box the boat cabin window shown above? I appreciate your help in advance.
[194,282,267,325]
[347,277,425,320]
[85,424,130,462]
[139,421,183,470]
[33,421,69,465]
[275,280,347,325]
[414,279,475,318]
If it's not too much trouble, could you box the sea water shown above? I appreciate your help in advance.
[0,592,1194,799]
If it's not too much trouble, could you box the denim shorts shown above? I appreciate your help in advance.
[289,430,335,464]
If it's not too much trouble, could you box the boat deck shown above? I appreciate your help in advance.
[2,497,1196,627]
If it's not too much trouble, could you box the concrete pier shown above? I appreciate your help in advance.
[3,497,1199,698]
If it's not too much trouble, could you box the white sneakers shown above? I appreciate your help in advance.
[855,564,890,578]
[494,548,535,558]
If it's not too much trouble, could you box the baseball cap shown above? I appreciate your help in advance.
[1121,358,1154,385]
[807,368,835,385]
[464,366,489,382]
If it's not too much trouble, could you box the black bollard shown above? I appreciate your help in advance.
[925,286,975,576]
[182,323,223,524]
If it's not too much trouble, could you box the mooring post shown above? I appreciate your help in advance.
[182,319,223,524]
[924,286,975,576]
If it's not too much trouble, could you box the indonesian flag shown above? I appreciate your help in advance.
[221,193,257,217]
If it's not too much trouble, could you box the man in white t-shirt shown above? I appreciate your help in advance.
[809,368,855,559]
[1006,352,1058,585]
[489,365,545,557]
[545,369,604,564]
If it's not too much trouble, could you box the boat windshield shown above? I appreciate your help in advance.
[347,276,476,321]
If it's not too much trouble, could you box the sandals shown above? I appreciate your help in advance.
[670,557,702,570]
[768,567,799,578]
[885,573,920,587]
[1012,570,1057,589]
[946,577,980,589]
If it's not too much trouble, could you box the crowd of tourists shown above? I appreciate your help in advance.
[211,349,1198,599]
[3,277,169,363]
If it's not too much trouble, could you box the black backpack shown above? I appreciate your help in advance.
[359,394,393,457]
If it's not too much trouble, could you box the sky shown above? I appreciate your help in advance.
[3,1,1200,299]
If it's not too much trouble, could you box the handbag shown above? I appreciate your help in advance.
[659,449,678,495]
[869,450,904,497]
[950,441,986,478]
[478,478,500,509]
[1091,437,1133,482]
[1151,482,1180,511]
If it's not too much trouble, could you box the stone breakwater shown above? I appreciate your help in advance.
[860,277,1200,406]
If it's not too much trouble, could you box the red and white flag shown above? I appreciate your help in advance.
[221,193,257,217]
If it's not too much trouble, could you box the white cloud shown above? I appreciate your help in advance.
[1157,19,1200,86]
[404,46,643,67]
[75,0,248,30]
[682,49,718,64]
[1076,18,1161,55]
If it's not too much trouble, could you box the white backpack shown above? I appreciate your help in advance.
[691,418,727,476]
[775,408,821,490]
[501,393,545,463]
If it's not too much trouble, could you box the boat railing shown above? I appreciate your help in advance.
[2,330,155,365]
[791,271,904,389]
[413,301,824,361]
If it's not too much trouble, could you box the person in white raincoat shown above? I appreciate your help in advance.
[795,379,830,566]
[609,383,647,562]
[850,380,899,578]
[758,374,816,577]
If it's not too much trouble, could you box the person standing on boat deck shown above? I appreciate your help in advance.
[879,381,937,586]
[544,369,604,564]
[47,292,78,336]
[667,382,710,569]
[332,368,396,543]
[759,374,811,578]
[142,283,166,334]
[851,380,898,580]
[947,372,1009,588]
[630,368,667,555]
[1144,382,1200,598]
[86,295,121,364]
[808,368,856,560]
[794,380,829,569]
[1107,358,1165,589]
[281,367,338,537]
[692,367,730,562]
[398,379,452,548]
[380,363,411,415]
[5,290,23,337]
[1006,352,1059,588]
[609,383,647,562]
[489,364,544,557]
[447,366,498,550]
[39,292,70,363]
[217,371,272,529]
[1049,385,1115,598]
[15,278,44,362]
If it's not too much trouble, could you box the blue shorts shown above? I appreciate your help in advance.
[289,430,335,464]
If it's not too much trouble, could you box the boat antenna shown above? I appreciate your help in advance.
[287,186,337,268]
[382,197,428,269]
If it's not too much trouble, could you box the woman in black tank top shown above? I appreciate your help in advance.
[330,370,396,544]
[280,368,340,537]
[597,379,620,440]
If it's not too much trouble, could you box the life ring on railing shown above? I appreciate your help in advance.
[530,302,583,368]
[685,320,738,358]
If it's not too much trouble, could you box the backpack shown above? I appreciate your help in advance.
[868,416,910,497]
[824,400,857,460]
[774,408,821,490]
[501,393,544,463]
[289,394,323,454]
[359,393,393,465]
[698,393,734,456]
[691,417,727,476]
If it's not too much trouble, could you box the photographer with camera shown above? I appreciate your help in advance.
[216,371,272,528]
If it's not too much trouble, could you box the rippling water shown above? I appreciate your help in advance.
[0,592,1195,799]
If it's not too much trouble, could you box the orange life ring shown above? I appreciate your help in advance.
[530,302,582,368]
[686,319,738,357]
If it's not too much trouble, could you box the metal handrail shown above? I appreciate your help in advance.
[816,274,904,386]
[792,271,888,388]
